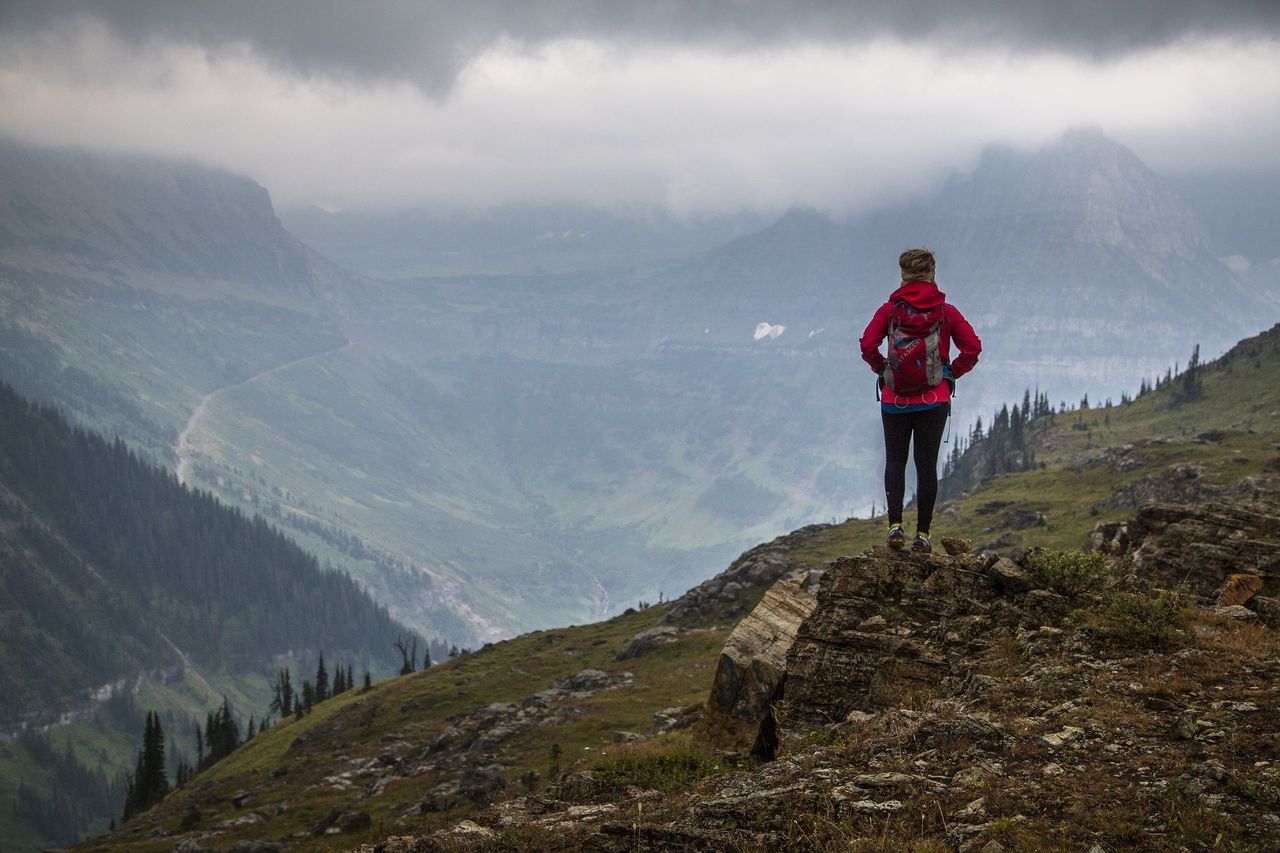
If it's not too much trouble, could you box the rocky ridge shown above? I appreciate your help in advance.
[378,490,1280,851]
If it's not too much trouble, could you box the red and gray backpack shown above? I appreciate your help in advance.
[883,299,947,397]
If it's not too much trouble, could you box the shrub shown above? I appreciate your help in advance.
[1025,550,1113,597]
[1092,590,1188,649]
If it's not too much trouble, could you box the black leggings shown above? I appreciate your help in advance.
[882,404,950,534]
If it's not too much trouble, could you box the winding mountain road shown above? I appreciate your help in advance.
[175,339,351,485]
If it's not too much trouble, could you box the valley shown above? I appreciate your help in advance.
[176,338,353,485]
[78,322,1280,852]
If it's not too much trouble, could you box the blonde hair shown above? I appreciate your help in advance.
[899,248,936,282]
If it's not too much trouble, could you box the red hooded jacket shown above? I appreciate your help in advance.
[859,281,982,406]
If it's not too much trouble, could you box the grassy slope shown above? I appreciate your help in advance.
[77,324,1280,851]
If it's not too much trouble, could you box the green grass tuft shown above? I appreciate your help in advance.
[593,738,728,792]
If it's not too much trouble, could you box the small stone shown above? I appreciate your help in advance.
[857,614,888,631]
[844,709,876,724]
[1039,726,1085,748]
[1202,759,1228,782]
[846,799,904,813]
[450,820,497,839]
[1174,715,1199,740]
[940,536,973,556]
[1212,605,1258,621]
[1041,763,1065,776]
[982,841,1007,853]
[955,797,986,818]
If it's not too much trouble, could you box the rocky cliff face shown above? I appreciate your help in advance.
[378,489,1279,851]
[0,139,343,303]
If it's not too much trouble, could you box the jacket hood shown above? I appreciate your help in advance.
[890,280,946,310]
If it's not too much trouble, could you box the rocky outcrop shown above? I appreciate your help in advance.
[703,570,821,756]
[782,550,1003,731]
[358,492,1280,852]
[1091,462,1223,510]
[1088,498,1278,596]
[664,524,832,624]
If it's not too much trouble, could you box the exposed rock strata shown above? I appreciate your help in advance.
[1088,499,1278,595]
[703,570,821,755]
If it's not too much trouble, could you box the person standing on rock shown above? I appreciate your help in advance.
[859,248,981,554]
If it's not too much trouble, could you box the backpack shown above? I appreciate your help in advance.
[883,299,946,397]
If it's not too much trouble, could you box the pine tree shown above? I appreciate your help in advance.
[123,712,169,821]
[315,654,329,703]
[1178,342,1203,403]
[363,670,372,691]
[270,667,293,717]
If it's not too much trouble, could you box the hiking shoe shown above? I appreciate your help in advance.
[912,532,932,554]
[887,524,907,550]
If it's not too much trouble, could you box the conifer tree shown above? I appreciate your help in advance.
[315,654,329,703]
[123,712,169,821]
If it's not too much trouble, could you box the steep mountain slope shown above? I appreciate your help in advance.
[0,383,415,850]
[76,324,1280,851]
[0,141,464,643]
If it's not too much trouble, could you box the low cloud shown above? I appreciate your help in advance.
[4,1,1280,92]
[0,13,1277,214]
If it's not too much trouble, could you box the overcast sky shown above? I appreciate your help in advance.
[1,1,1278,215]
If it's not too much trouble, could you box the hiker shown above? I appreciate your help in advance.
[859,248,981,554]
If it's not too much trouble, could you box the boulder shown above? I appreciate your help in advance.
[989,558,1032,595]
[649,704,702,736]
[1250,595,1280,627]
[554,669,610,693]
[1217,573,1264,607]
[615,626,679,661]
[338,811,372,833]
[703,570,821,755]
